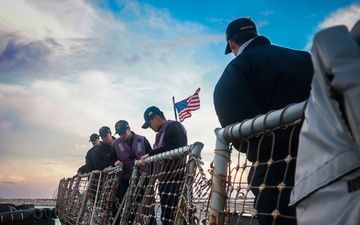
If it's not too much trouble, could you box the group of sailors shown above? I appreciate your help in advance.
[77,105,187,225]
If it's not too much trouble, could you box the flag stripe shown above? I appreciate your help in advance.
[179,111,191,122]
[175,88,201,122]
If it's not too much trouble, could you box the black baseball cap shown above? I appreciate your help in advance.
[99,126,111,137]
[115,120,129,135]
[89,133,99,142]
[142,106,163,129]
[225,18,257,54]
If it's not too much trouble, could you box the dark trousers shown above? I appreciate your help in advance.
[113,178,157,225]
[248,162,297,225]
[158,175,183,225]
[112,179,130,224]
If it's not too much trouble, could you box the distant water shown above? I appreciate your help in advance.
[35,206,61,225]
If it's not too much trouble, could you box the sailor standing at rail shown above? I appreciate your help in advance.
[140,106,187,225]
[109,120,154,224]
[213,17,313,225]
[77,133,101,174]
[93,126,115,170]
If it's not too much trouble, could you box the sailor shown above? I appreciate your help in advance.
[77,133,100,174]
[140,106,187,225]
[92,126,115,170]
[109,120,153,223]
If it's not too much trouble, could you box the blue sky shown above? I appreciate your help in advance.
[0,0,359,198]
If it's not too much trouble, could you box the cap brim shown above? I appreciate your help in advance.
[116,129,127,135]
[142,121,150,129]
[225,42,231,54]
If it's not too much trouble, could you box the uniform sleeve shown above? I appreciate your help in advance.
[92,145,111,170]
[213,61,261,128]
[144,137,153,154]
[85,149,94,172]
[77,164,87,173]
[92,147,102,170]
[109,145,118,166]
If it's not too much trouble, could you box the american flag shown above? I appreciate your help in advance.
[174,88,201,122]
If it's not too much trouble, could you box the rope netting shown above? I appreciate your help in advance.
[223,124,301,225]
[56,102,306,225]
[115,142,210,225]
[213,102,306,225]
[56,166,122,225]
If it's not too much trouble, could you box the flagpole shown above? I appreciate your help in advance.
[172,96,178,121]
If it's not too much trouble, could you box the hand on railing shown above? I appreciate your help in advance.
[114,160,123,166]
[139,154,149,166]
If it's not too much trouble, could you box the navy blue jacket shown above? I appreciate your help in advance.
[214,36,313,162]
[93,137,116,170]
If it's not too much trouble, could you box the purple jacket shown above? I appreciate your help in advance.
[153,120,187,181]
[113,134,146,179]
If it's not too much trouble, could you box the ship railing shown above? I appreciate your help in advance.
[56,101,306,225]
[56,165,122,225]
[116,141,209,225]
[210,101,307,225]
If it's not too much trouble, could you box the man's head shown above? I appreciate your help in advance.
[142,106,166,132]
[99,126,113,145]
[115,120,131,140]
[89,133,100,146]
[225,18,257,55]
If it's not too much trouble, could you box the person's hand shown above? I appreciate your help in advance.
[140,154,149,166]
[114,160,123,166]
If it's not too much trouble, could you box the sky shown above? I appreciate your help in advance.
[0,0,359,198]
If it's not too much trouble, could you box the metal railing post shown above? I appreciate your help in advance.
[175,142,204,225]
[209,101,307,225]
[209,128,230,225]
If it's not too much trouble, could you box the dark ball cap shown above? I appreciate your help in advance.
[115,120,129,135]
[142,106,163,129]
[225,18,257,54]
[99,126,111,137]
[89,133,99,142]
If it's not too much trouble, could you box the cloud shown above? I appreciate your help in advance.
[0,0,223,198]
[3,0,355,199]
[0,158,78,198]
[255,20,269,29]
[0,0,102,40]
[304,3,360,50]
[319,3,360,30]
[2,181,17,185]
[260,11,274,17]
